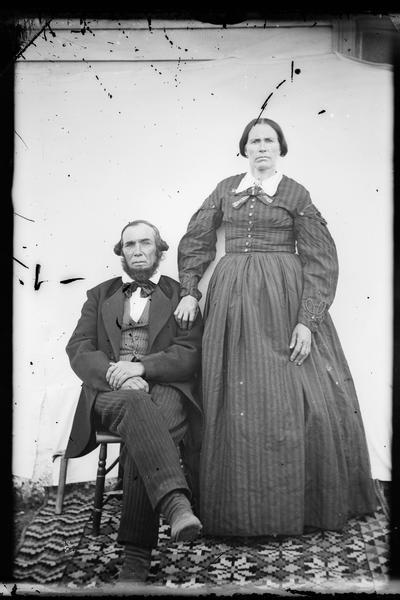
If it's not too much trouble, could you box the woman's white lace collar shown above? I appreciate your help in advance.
[236,171,283,196]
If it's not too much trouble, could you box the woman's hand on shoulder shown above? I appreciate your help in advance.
[174,295,199,330]
[289,323,312,366]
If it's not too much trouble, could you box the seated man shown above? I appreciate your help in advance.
[64,219,203,583]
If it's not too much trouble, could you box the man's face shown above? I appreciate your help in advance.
[121,224,157,273]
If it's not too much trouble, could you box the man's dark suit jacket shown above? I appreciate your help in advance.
[64,275,203,475]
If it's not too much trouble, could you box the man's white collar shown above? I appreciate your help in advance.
[121,269,161,284]
[236,170,283,196]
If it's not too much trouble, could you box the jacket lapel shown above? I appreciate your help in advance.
[148,278,173,350]
[101,281,124,360]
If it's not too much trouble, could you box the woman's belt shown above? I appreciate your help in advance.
[225,241,295,253]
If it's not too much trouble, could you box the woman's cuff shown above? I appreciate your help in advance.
[297,297,327,332]
[180,287,202,301]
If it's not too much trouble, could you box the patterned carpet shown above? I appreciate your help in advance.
[13,481,390,594]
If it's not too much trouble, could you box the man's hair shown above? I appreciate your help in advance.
[238,117,288,158]
[113,220,169,258]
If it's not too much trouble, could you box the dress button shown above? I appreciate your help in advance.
[244,248,249,252]
[299,212,304,216]
[249,213,253,216]
[249,221,253,225]
[245,241,249,246]
[247,234,251,238]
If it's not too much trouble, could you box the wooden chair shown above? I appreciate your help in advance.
[55,431,122,536]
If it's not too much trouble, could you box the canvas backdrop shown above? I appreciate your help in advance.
[12,19,392,485]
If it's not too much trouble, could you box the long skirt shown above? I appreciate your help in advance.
[199,251,377,536]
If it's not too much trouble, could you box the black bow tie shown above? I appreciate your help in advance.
[122,280,157,298]
[232,185,273,209]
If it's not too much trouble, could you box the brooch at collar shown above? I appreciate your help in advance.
[231,185,274,209]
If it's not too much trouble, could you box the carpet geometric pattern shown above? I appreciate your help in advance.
[13,483,390,593]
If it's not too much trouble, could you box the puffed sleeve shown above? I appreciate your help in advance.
[294,191,339,332]
[178,183,224,300]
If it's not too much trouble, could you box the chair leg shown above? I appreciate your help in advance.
[55,455,68,515]
[92,442,107,536]
[116,442,124,489]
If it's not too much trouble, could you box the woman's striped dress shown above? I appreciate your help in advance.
[178,173,377,536]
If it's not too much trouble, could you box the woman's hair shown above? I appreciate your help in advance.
[113,220,169,257]
[239,118,288,157]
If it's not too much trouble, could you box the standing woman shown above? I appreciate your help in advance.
[174,117,377,536]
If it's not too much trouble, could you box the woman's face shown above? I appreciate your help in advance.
[245,123,281,175]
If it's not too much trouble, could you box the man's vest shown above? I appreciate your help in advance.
[119,297,150,361]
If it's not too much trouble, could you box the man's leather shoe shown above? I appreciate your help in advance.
[118,554,150,583]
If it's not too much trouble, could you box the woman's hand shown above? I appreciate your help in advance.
[289,323,312,366]
[174,295,199,330]
[106,361,145,390]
